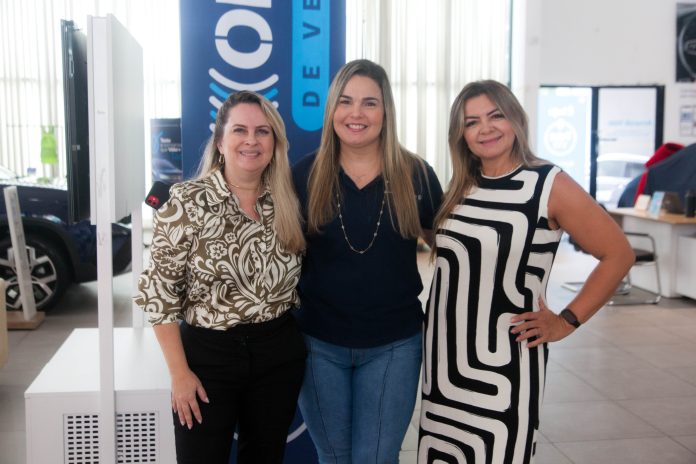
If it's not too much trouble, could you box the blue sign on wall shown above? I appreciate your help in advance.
[180,0,346,178]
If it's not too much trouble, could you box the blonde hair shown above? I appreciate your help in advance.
[434,80,547,231]
[306,59,425,238]
[196,91,305,252]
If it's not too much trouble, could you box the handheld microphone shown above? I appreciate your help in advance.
[145,181,172,210]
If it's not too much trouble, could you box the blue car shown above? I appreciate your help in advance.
[0,167,131,310]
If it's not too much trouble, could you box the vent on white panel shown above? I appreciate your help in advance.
[116,412,158,463]
[64,414,100,464]
[63,412,159,463]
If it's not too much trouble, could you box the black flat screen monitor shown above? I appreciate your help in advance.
[61,19,90,224]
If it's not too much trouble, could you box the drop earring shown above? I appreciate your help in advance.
[218,153,224,165]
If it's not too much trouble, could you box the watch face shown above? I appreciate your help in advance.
[561,309,580,328]
[677,7,696,82]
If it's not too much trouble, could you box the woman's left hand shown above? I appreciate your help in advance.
[510,298,575,348]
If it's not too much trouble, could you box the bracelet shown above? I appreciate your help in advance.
[560,308,581,328]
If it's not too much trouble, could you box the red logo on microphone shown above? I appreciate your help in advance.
[146,195,160,208]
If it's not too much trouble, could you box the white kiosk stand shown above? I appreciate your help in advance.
[24,15,175,464]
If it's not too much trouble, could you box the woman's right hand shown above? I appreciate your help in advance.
[171,368,209,429]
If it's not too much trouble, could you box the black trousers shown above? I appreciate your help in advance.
[174,313,307,464]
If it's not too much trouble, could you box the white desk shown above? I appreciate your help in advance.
[610,208,696,298]
[24,328,175,464]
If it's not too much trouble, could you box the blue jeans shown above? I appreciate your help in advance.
[298,332,422,464]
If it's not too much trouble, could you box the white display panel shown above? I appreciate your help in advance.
[85,14,146,462]
[88,15,145,225]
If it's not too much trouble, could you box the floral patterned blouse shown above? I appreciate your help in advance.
[135,169,302,329]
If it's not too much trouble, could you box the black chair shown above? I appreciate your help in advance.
[562,231,661,305]
[612,231,661,304]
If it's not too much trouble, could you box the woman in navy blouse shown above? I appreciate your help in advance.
[292,59,443,463]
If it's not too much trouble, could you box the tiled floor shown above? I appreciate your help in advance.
[1,240,696,463]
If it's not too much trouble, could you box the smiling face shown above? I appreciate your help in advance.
[217,102,274,181]
[332,75,384,152]
[462,94,516,166]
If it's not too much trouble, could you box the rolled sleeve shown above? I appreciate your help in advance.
[134,184,196,325]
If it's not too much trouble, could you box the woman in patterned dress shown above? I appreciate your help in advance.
[418,81,634,463]
[136,91,307,464]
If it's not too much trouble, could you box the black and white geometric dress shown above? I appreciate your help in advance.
[419,164,562,464]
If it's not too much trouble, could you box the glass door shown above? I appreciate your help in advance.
[537,85,664,208]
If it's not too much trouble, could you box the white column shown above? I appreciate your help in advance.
[511,0,542,150]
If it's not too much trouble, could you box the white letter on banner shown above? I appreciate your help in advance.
[215,9,272,70]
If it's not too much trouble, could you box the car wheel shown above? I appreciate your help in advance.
[0,236,71,311]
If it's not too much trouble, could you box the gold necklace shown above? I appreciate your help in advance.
[336,181,388,255]
[226,181,261,191]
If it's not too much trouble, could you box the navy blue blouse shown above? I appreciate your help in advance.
[292,152,443,348]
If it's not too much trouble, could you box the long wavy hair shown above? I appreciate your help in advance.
[434,80,546,231]
[306,59,425,238]
[196,91,305,252]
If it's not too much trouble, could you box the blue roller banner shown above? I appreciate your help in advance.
[180,0,346,179]
[179,1,345,462]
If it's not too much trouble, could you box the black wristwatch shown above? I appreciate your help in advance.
[560,308,581,328]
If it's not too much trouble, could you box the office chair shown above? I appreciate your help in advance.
[610,231,661,304]
[562,231,661,305]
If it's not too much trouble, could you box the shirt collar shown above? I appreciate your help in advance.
[205,169,232,205]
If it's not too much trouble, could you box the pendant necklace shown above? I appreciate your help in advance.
[336,180,388,254]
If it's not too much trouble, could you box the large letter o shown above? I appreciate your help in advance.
[215,9,272,70]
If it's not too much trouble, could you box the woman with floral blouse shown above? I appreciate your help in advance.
[135,91,306,464]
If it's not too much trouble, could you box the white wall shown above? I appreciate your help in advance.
[538,0,696,146]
